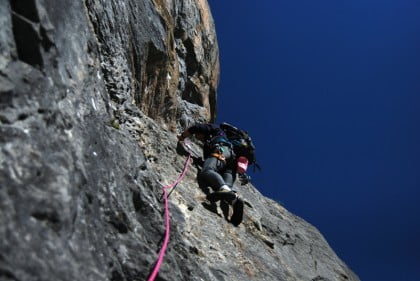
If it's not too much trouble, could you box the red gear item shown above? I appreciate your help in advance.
[237,156,249,174]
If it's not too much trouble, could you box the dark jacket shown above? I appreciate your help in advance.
[187,123,231,158]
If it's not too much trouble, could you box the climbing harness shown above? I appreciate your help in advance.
[147,142,192,281]
[211,144,226,161]
[211,152,226,161]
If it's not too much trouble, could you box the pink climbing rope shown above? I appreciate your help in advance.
[147,145,192,281]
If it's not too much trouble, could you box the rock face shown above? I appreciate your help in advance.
[0,1,359,281]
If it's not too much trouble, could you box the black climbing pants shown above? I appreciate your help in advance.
[199,145,236,191]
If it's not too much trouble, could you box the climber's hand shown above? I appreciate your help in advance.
[177,130,191,142]
[238,173,251,185]
[177,134,185,142]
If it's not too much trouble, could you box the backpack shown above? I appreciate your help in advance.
[219,122,260,171]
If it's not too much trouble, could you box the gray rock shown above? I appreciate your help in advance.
[0,0,359,281]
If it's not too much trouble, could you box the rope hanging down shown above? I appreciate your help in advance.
[147,143,192,281]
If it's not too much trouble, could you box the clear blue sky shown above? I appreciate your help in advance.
[209,0,420,280]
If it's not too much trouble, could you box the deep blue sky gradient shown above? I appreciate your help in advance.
[208,0,420,280]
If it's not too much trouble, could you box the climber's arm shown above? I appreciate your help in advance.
[177,123,214,141]
[177,130,192,141]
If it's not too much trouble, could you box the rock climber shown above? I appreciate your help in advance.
[178,122,253,226]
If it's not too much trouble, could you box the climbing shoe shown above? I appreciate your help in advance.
[206,190,237,203]
[219,184,232,192]
[230,197,244,227]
